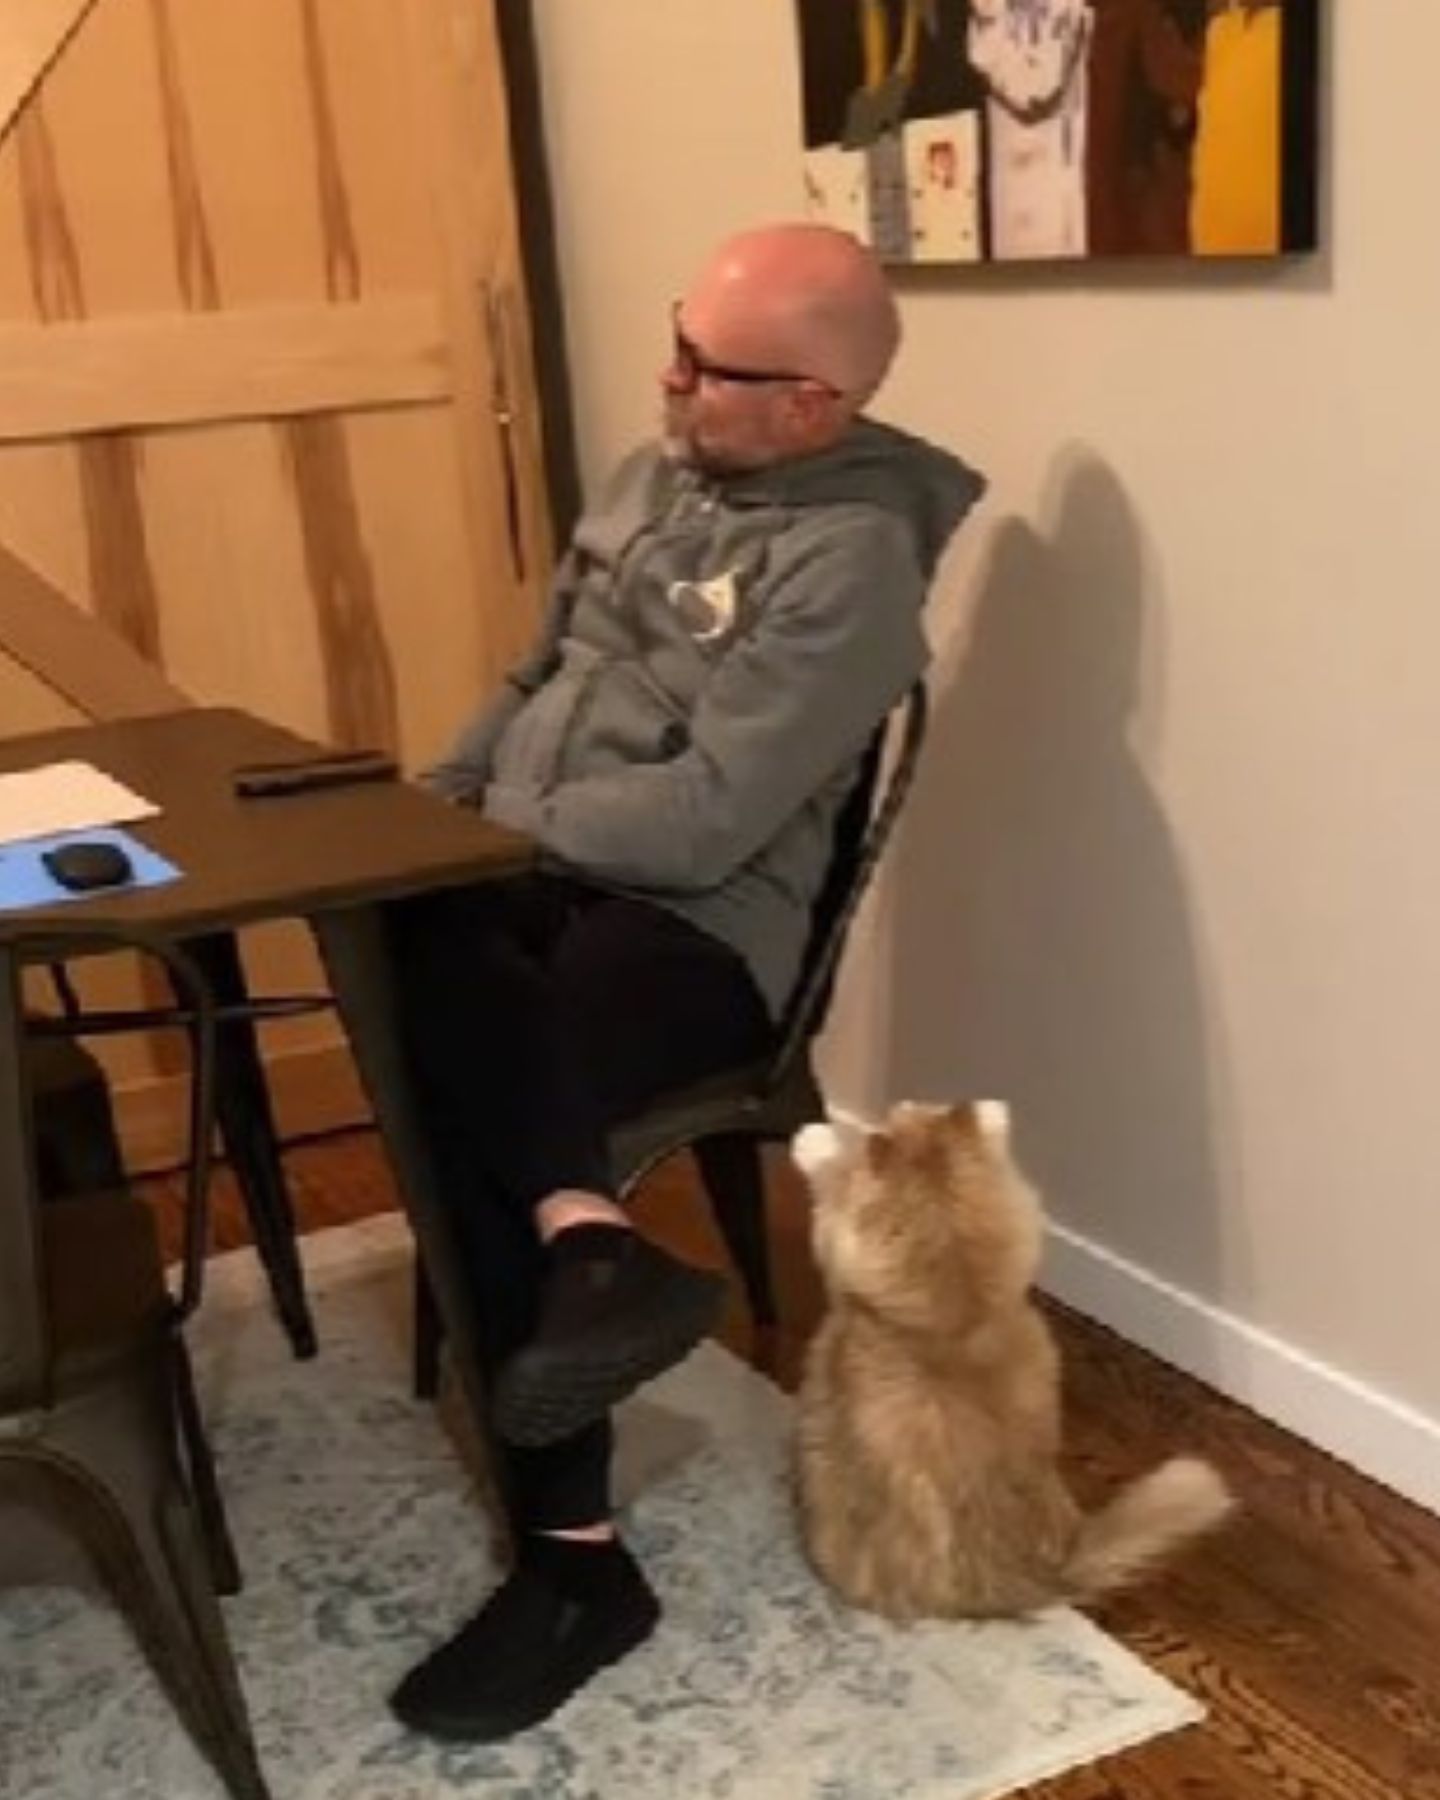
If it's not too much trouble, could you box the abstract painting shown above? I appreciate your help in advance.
[795,1,1320,263]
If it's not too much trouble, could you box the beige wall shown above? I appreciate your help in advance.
[532,3,1440,1476]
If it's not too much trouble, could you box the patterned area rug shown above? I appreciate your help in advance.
[0,1216,1201,1798]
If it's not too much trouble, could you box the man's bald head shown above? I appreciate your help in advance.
[662,223,902,471]
[690,223,901,407]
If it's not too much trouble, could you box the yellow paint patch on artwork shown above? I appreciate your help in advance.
[1192,6,1283,255]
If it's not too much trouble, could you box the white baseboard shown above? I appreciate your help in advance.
[827,1106,1440,1517]
[1042,1222,1440,1517]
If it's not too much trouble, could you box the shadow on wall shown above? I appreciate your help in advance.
[884,450,1233,1307]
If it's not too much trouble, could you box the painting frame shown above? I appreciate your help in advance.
[795,1,1322,265]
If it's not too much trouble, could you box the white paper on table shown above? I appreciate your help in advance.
[0,761,159,847]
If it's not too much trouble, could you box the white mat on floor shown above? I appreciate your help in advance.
[0,1215,1202,1798]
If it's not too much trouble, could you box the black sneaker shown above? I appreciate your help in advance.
[390,1546,660,1741]
[492,1230,725,1447]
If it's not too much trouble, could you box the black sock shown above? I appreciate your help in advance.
[546,1221,632,1267]
[521,1531,637,1605]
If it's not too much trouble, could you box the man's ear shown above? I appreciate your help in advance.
[789,381,842,439]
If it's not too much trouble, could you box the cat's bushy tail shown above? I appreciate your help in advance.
[1063,1458,1233,1600]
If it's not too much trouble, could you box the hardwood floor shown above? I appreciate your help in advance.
[144,1131,1440,1799]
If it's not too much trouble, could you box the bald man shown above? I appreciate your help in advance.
[387,223,984,1739]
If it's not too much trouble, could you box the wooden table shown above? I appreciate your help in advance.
[0,706,531,1423]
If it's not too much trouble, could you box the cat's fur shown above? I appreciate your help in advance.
[793,1102,1232,1621]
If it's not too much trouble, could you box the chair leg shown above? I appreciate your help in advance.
[413,1257,443,1401]
[57,1361,272,1800]
[181,931,318,1360]
[113,1482,271,1799]
[692,1134,779,1329]
[173,1340,242,1597]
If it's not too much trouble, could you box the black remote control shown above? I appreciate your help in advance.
[232,751,399,799]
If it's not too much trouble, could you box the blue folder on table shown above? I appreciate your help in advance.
[0,827,182,913]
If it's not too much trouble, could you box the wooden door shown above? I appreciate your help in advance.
[0,0,554,1165]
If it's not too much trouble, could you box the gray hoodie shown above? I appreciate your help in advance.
[425,418,985,1015]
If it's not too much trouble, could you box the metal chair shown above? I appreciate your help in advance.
[1,923,271,1800]
[412,679,930,1395]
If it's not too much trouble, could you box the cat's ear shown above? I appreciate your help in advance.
[974,1098,1011,1143]
[865,1131,893,1174]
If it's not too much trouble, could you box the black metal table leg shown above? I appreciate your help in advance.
[180,931,317,1360]
[311,903,508,1503]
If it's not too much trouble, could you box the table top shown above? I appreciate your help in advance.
[0,707,531,939]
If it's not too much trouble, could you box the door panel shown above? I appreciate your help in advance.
[0,0,552,1164]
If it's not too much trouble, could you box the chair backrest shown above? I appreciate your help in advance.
[768,679,929,1086]
[0,925,218,1416]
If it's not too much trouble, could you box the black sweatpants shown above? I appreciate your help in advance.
[387,871,772,1529]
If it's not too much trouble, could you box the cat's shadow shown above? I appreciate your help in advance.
[879,449,1236,1328]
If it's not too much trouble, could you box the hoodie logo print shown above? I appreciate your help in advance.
[667,569,740,643]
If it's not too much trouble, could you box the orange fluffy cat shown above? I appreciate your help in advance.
[792,1102,1232,1620]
